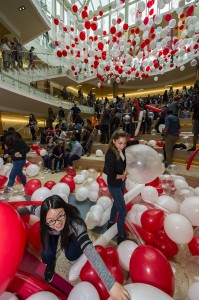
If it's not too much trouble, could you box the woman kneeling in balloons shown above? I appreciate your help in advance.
[27,195,130,300]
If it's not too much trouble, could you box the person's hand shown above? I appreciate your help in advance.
[3,154,9,158]
[14,152,22,157]
[109,282,130,300]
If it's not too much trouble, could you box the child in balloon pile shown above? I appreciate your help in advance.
[19,195,130,300]
[103,130,128,245]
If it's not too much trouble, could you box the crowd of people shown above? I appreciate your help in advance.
[0,36,37,70]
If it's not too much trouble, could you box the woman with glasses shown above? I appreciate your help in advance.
[27,195,130,300]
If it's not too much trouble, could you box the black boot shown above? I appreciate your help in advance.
[44,261,56,282]
[107,221,114,230]
[117,235,129,245]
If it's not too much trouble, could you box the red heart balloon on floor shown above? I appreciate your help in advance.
[130,245,174,296]
[60,175,75,192]
[132,223,156,245]
[141,209,164,233]
[0,202,26,294]
[0,175,8,187]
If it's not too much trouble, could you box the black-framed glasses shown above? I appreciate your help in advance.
[46,212,66,227]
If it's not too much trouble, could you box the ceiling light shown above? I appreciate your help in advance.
[137,89,144,91]
[164,85,172,87]
[18,6,26,11]
[92,88,96,89]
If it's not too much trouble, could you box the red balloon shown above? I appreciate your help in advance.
[123,23,129,31]
[141,209,165,233]
[156,185,163,195]
[80,260,124,300]
[27,221,41,251]
[66,166,76,177]
[110,26,116,35]
[16,174,27,184]
[0,175,8,187]
[156,140,164,147]
[24,162,32,168]
[53,18,59,25]
[98,187,112,198]
[131,223,156,244]
[165,14,172,22]
[105,246,119,266]
[96,176,107,187]
[0,202,26,294]
[60,175,75,192]
[57,50,62,58]
[31,144,39,151]
[154,239,178,258]
[188,236,199,256]
[72,4,78,13]
[44,180,56,190]
[95,245,107,261]
[130,245,175,296]
[79,31,86,41]
[145,177,159,187]
[24,179,42,196]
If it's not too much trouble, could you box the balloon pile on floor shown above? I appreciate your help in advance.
[0,145,199,299]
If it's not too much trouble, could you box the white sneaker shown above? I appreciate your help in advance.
[44,168,48,172]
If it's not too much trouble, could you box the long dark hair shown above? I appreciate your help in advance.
[6,130,23,147]
[108,130,127,160]
[40,195,86,250]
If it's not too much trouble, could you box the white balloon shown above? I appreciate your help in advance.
[138,1,145,12]
[97,196,112,211]
[148,140,156,147]
[80,169,90,179]
[74,174,85,184]
[56,192,68,203]
[174,179,188,190]
[180,196,199,226]
[26,164,40,177]
[0,157,4,170]
[154,76,158,81]
[164,213,193,244]
[180,65,185,71]
[89,181,99,192]
[190,59,197,67]
[40,149,47,156]
[195,187,199,196]
[26,291,59,300]
[68,281,100,300]
[96,149,103,157]
[141,186,158,203]
[188,281,199,300]
[108,283,174,300]
[31,187,52,201]
[76,186,89,201]
[0,292,19,300]
[117,240,138,271]
[51,183,70,196]
[89,191,99,202]
[156,195,179,213]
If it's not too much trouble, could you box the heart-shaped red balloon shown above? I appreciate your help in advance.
[130,245,174,296]
[141,209,164,233]
[80,246,124,300]
[132,223,156,245]
[0,202,26,294]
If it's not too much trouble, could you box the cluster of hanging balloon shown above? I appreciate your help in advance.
[54,0,198,87]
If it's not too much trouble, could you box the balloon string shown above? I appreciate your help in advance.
[125,216,145,245]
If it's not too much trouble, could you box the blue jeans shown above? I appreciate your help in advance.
[8,160,26,187]
[41,234,83,264]
[108,183,127,237]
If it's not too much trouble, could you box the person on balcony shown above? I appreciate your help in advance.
[26,113,38,142]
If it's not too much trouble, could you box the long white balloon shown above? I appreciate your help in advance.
[69,183,145,281]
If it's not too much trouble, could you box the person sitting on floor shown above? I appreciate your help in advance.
[64,136,82,167]
[51,140,65,173]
